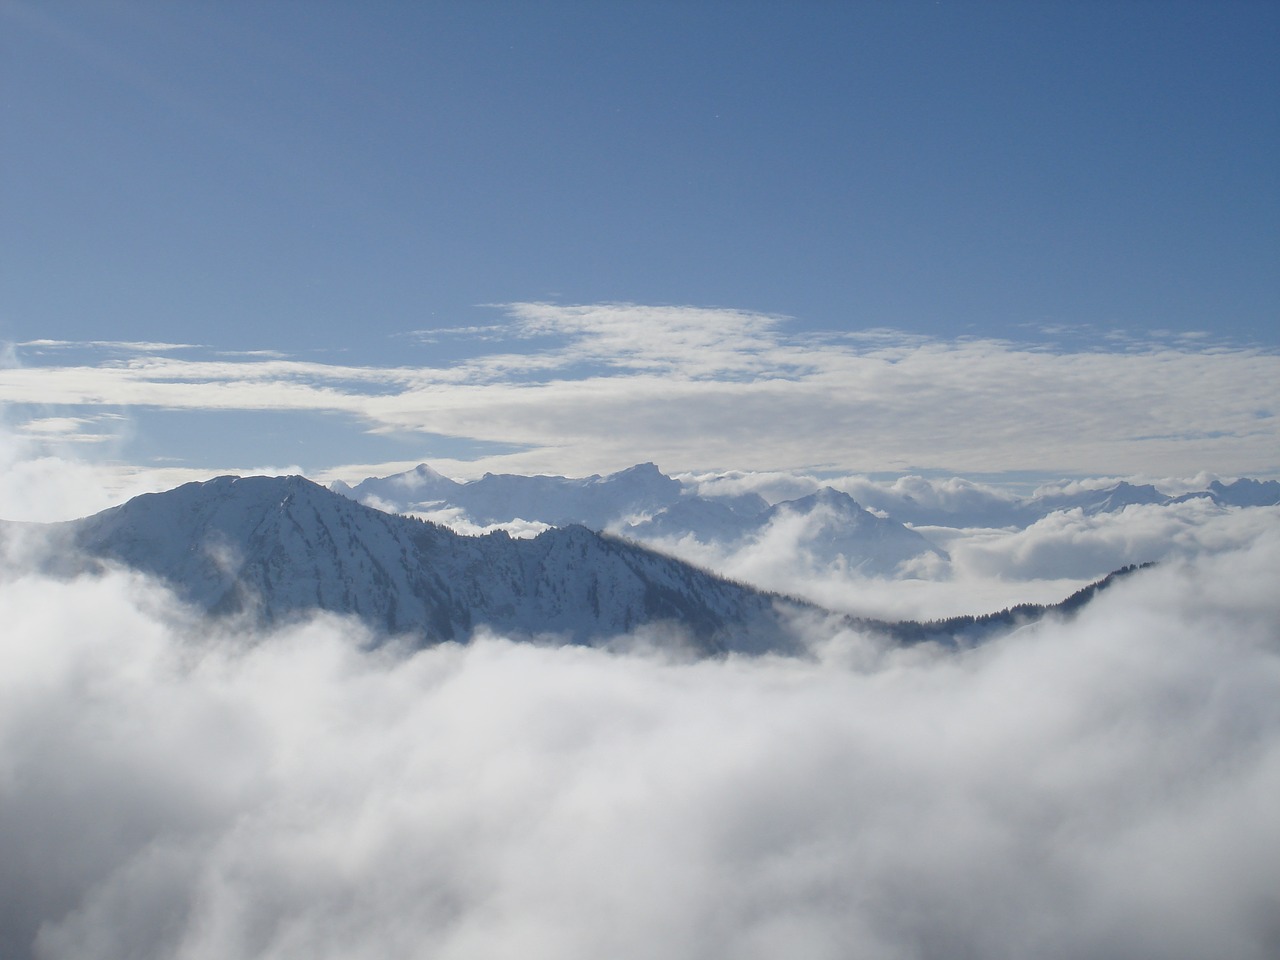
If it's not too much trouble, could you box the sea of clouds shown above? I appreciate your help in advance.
[629,481,1280,621]
[3,501,1279,959]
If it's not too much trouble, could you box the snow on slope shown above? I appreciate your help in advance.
[756,487,947,572]
[65,475,801,655]
[342,462,682,528]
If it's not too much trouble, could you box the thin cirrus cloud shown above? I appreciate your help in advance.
[15,340,205,353]
[1,302,1276,479]
[1,522,1278,960]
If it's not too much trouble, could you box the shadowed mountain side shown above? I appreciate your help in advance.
[58,475,803,656]
[882,563,1155,647]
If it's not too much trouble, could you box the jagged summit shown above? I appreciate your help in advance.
[1205,478,1280,507]
[339,461,684,527]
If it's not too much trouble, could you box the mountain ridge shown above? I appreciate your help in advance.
[56,475,804,656]
[334,463,1280,547]
[0,473,1157,657]
[337,462,947,575]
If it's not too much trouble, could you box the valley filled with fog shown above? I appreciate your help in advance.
[2,456,1279,959]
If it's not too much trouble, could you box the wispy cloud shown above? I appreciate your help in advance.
[945,498,1278,581]
[18,339,204,352]
[499,301,804,378]
[405,324,511,344]
[18,417,103,439]
[2,304,1277,479]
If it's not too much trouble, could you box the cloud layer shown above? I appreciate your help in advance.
[623,488,1280,621]
[4,303,1277,482]
[3,528,1279,959]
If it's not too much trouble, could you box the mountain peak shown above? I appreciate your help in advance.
[784,486,863,512]
[66,476,799,655]
[613,462,663,477]
[411,463,451,480]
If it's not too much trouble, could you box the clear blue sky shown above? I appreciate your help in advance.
[2,1,1277,486]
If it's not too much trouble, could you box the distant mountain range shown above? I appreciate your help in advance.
[49,475,803,656]
[333,462,1279,572]
[806,476,1279,528]
[4,474,1156,657]
[334,462,947,576]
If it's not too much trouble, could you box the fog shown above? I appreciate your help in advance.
[633,495,1280,621]
[3,524,1279,959]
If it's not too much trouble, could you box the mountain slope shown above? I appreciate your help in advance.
[5,473,1155,657]
[755,487,947,571]
[64,475,802,655]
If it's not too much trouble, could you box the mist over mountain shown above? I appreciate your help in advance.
[1185,477,1280,508]
[2,464,1278,960]
[337,461,1278,532]
[0,473,1153,661]
[339,462,684,528]
[328,463,1280,609]
[55,475,804,656]
[863,475,1278,527]
[3,516,1278,960]
[336,462,948,576]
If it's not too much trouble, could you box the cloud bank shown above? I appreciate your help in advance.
[3,528,1279,960]
[625,491,1280,621]
[3,303,1277,481]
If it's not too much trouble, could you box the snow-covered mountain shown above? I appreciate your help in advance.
[1027,481,1179,518]
[334,463,944,574]
[1178,478,1280,508]
[339,462,683,528]
[60,475,804,655]
[329,463,1280,588]
[330,462,462,507]
[832,477,1280,529]
[628,486,945,575]
[0,473,1161,657]
[757,488,945,571]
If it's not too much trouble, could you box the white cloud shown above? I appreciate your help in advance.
[621,493,1280,622]
[949,499,1278,581]
[0,424,127,522]
[405,505,552,539]
[629,523,1050,622]
[680,469,822,505]
[0,423,308,522]
[3,304,1277,480]
[18,339,203,352]
[500,301,799,378]
[13,419,111,446]
[18,418,94,437]
[2,529,1279,959]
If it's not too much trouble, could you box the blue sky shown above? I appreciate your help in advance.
[1,0,1277,491]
